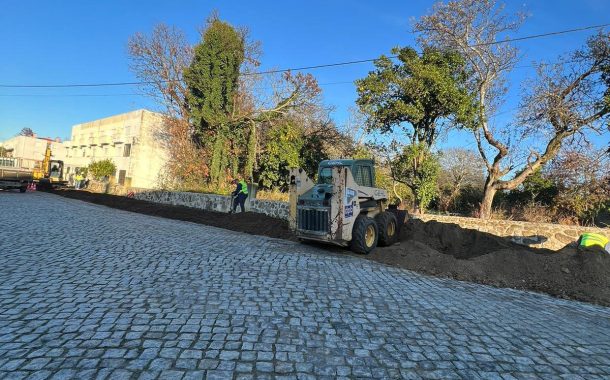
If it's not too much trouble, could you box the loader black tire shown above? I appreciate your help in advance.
[375,211,398,247]
[350,216,378,254]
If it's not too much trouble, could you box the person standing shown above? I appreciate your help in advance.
[74,172,83,189]
[230,178,249,213]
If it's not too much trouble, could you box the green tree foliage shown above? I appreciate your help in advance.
[88,159,117,181]
[184,16,245,188]
[257,122,303,190]
[356,47,475,146]
[356,47,473,212]
[184,17,244,135]
[391,144,440,212]
[507,169,558,206]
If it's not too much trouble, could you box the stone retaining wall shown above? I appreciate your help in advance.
[85,181,607,250]
[130,189,289,220]
[419,214,610,250]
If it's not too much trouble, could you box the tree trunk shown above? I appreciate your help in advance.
[479,183,497,219]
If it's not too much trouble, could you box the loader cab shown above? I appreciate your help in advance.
[317,159,376,187]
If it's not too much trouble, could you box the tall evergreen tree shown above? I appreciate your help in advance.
[184,16,245,186]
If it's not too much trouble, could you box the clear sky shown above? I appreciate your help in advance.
[1,0,609,149]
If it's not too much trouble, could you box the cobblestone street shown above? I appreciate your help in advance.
[1,192,609,379]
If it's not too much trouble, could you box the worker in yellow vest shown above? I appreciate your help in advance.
[578,233,609,254]
[230,178,249,213]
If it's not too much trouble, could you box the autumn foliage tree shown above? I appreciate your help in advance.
[129,14,337,192]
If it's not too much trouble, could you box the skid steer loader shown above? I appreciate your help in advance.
[288,159,401,254]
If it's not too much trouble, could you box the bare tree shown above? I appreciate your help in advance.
[438,148,485,211]
[548,147,610,225]
[506,33,610,191]
[414,0,524,218]
[128,24,192,120]
[415,0,610,219]
[18,128,34,137]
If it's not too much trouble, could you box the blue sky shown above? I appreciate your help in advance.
[1,0,609,149]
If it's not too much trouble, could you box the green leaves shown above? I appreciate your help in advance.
[184,18,245,135]
[356,46,477,143]
[88,159,117,181]
[391,143,440,212]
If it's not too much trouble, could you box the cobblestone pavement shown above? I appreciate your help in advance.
[1,192,609,380]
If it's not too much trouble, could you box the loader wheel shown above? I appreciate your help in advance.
[375,211,398,247]
[350,216,378,254]
[19,186,27,193]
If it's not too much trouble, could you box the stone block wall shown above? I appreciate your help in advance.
[129,189,290,220]
[84,181,608,251]
[250,198,289,220]
[133,190,233,213]
[419,214,610,251]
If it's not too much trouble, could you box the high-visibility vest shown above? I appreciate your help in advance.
[579,233,609,249]
[239,180,248,195]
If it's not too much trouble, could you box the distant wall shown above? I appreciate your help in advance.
[419,214,610,251]
[83,181,608,251]
[130,189,290,220]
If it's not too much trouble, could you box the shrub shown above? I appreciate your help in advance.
[88,159,117,181]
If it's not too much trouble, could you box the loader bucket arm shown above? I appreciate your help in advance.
[288,168,315,230]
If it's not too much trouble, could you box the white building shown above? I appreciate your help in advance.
[64,109,168,189]
[0,135,67,169]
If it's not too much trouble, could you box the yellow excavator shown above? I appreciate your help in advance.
[32,141,66,188]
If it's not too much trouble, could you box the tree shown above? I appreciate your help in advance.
[129,15,331,193]
[390,144,441,212]
[356,46,475,212]
[437,148,485,212]
[184,16,245,187]
[88,159,117,181]
[414,0,523,218]
[19,128,34,137]
[128,24,209,188]
[549,148,610,225]
[185,17,244,137]
[416,1,610,219]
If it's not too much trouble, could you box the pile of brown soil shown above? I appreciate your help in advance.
[50,189,610,306]
[371,219,610,306]
[52,189,295,241]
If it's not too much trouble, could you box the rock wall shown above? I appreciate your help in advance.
[85,181,607,251]
[419,214,610,251]
[130,189,290,220]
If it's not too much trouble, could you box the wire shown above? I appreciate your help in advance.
[0,23,607,89]
[0,81,357,97]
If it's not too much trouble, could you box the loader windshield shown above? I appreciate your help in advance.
[318,168,333,184]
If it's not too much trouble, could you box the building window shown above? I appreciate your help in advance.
[123,144,131,157]
[117,169,126,185]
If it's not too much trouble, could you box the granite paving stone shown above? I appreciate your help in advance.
[0,192,609,379]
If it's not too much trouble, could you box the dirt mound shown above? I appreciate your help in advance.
[372,219,610,306]
[403,219,512,258]
[49,190,610,306]
[52,189,294,241]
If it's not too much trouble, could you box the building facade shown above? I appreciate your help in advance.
[0,135,67,169]
[64,109,168,189]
